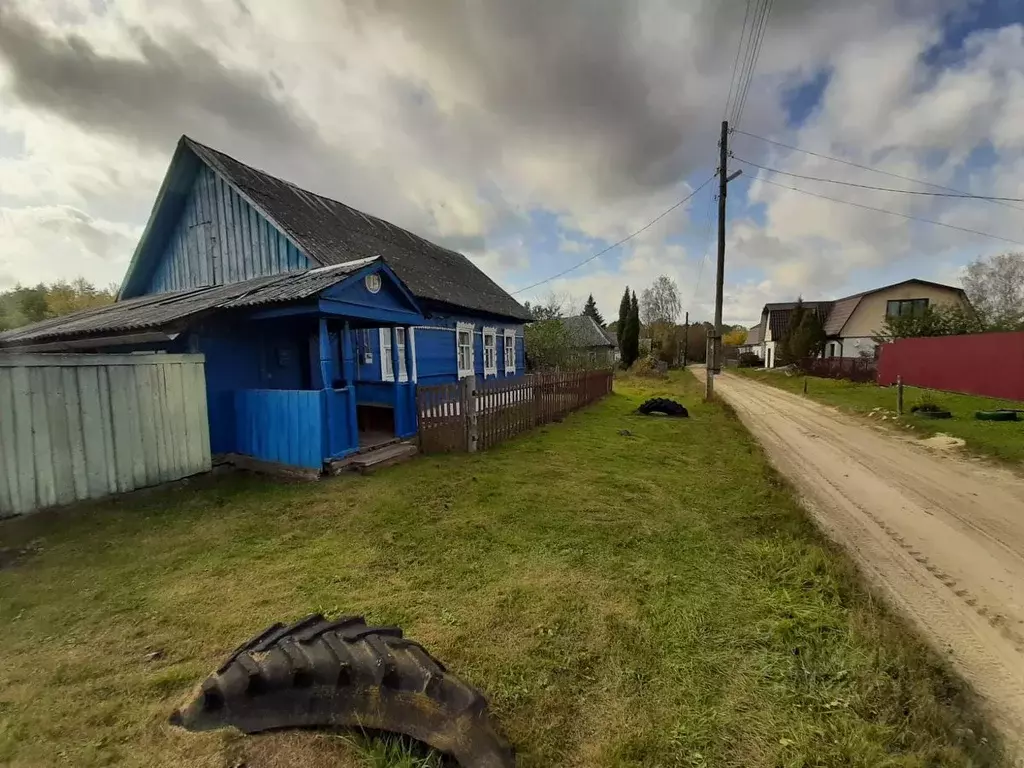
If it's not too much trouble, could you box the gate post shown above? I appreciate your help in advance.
[462,374,479,453]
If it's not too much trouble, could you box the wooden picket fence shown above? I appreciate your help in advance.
[416,370,613,454]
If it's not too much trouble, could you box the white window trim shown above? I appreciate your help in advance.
[396,327,408,382]
[503,329,516,375]
[456,322,475,378]
[409,328,418,383]
[482,327,498,378]
[379,328,394,382]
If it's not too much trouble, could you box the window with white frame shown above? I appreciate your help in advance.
[396,327,408,382]
[504,329,516,374]
[457,323,474,377]
[482,327,497,377]
[379,328,394,381]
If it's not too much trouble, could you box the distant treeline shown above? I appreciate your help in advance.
[0,279,117,332]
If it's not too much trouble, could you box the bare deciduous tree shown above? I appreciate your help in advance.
[962,251,1024,329]
[639,275,681,325]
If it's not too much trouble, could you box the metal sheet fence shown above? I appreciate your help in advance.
[416,370,613,454]
[0,353,211,517]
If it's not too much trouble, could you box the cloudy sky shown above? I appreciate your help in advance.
[0,0,1022,325]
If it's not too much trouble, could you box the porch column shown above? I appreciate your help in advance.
[404,325,417,433]
[318,317,332,389]
[391,326,404,433]
[343,321,359,450]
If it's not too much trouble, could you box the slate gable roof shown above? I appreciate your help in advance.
[185,138,531,322]
[745,324,762,345]
[557,315,616,348]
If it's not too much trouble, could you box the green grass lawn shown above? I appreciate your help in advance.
[732,366,1024,464]
[0,372,1003,767]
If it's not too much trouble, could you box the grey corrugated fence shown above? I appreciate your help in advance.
[0,353,211,517]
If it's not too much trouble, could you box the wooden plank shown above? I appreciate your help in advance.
[133,364,157,486]
[121,365,147,489]
[0,353,205,368]
[106,364,132,493]
[44,366,77,506]
[99,366,118,492]
[76,367,107,499]
[0,370,17,515]
[10,367,36,513]
[28,367,57,509]
[60,367,88,501]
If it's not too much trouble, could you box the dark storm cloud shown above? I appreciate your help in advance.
[368,0,708,196]
[0,5,323,154]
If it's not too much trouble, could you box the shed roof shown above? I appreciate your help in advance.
[746,323,763,345]
[557,315,616,348]
[180,138,531,322]
[0,258,385,347]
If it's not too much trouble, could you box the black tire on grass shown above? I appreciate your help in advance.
[975,410,1019,421]
[170,614,515,768]
[915,410,952,419]
[637,398,689,417]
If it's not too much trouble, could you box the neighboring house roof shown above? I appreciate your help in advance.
[821,279,968,336]
[764,301,834,340]
[745,323,763,345]
[557,315,616,349]
[121,137,531,322]
[600,326,618,347]
[0,258,394,347]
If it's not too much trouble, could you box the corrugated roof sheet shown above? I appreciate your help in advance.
[557,315,615,348]
[746,324,763,345]
[0,259,378,347]
[185,138,532,322]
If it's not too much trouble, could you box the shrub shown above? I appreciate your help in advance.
[628,354,666,378]
[738,352,761,368]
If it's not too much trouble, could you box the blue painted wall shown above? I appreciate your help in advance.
[351,316,525,386]
[146,165,309,295]
[234,389,324,469]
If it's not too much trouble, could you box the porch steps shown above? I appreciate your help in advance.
[329,442,418,475]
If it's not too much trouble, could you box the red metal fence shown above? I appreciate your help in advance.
[877,331,1024,400]
[798,357,877,383]
[416,370,614,454]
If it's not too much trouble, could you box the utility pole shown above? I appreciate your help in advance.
[705,120,742,401]
[682,310,688,368]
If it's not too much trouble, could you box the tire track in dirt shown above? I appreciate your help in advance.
[702,370,1024,744]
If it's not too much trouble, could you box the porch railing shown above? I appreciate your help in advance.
[416,370,613,454]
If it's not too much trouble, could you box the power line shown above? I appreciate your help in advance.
[511,174,717,296]
[733,128,1024,212]
[722,0,754,122]
[733,156,1024,202]
[690,184,718,305]
[732,0,773,128]
[750,175,1024,247]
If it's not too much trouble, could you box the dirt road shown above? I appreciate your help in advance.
[703,370,1024,742]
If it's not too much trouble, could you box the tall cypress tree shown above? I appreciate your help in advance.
[622,290,641,367]
[617,286,631,346]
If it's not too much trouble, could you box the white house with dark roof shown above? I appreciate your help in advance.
[751,279,969,367]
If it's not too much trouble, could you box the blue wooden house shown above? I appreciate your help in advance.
[0,137,532,471]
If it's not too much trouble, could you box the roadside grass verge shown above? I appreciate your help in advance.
[731,366,1024,464]
[0,371,1002,767]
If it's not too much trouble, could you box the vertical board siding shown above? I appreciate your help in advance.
[0,354,212,517]
[417,370,613,454]
[233,389,324,469]
[147,165,310,295]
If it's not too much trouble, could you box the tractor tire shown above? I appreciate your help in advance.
[975,410,1019,421]
[637,398,689,417]
[170,614,514,768]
